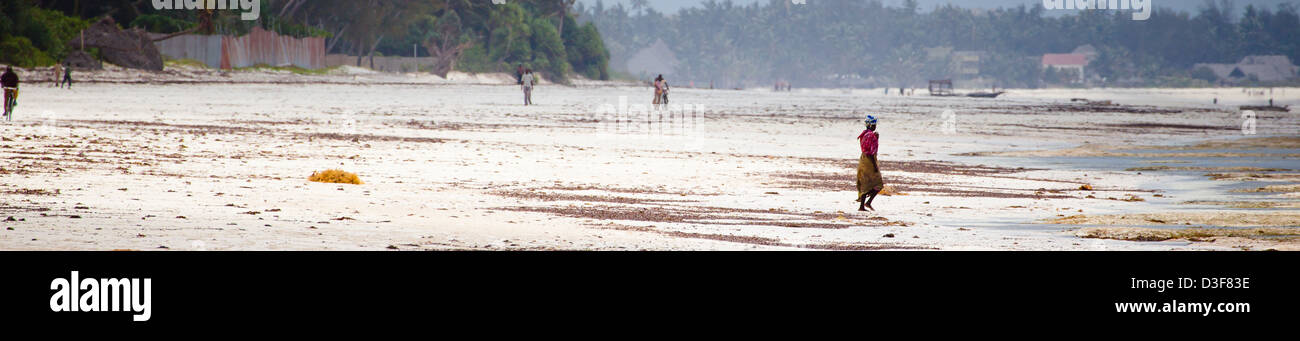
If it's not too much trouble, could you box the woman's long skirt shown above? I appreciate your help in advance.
[856,154,884,199]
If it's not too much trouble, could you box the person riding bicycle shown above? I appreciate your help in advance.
[2,66,19,120]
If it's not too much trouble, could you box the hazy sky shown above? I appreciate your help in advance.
[578,0,1299,15]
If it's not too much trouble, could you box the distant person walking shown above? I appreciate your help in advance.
[60,63,73,89]
[653,74,665,110]
[52,63,62,87]
[3,66,19,121]
[855,115,885,211]
[521,68,535,106]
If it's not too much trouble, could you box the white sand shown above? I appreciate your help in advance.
[1,69,1296,250]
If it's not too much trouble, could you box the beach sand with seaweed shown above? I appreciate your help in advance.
[1,66,1297,250]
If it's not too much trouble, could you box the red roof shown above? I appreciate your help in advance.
[1042,53,1088,66]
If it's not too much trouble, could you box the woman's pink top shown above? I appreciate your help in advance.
[858,130,878,155]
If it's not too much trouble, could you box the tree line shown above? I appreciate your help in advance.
[1,0,611,83]
[582,0,1300,88]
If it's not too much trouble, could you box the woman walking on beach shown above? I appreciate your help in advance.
[521,68,535,106]
[856,116,885,211]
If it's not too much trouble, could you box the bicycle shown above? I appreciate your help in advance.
[2,87,16,122]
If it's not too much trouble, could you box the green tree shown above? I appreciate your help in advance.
[529,16,568,82]
[487,3,530,64]
[0,1,88,66]
[422,9,473,77]
[565,21,610,80]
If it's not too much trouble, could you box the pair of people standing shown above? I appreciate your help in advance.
[652,74,669,110]
[52,63,72,89]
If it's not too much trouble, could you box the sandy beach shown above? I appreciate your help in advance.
[2,65,1297,250]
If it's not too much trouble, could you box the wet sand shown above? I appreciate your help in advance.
[1050,212,1300,228]
[1076,227,1300,251]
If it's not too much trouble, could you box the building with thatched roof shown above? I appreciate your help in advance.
[1193,55,1299,83]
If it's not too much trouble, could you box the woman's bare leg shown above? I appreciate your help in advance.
[864,189,881,211]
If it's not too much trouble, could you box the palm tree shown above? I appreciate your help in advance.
[537,0,577,37]
[631,0,649,16]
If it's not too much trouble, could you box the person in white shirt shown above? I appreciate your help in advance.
[521,68,535,106]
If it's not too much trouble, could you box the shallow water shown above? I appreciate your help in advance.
[1114,148,1299,155]
[968,155,1296,173]
[950,140,1299,231]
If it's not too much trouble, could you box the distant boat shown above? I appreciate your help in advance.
[1240,105,1289,112]
[966,91,1005,98]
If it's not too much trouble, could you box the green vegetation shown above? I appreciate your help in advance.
[274,0,608,82]
[5,0,609,81]
[124,1,330,39]
[129,14,196,34]
[235,64,341,76]
[0,37,52,68]
[163,57,209,69]
[564,20,611,80]
[0,2,90,67]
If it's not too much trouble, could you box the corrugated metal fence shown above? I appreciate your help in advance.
[154,34,222,68]
[324,54,436,73]
[154,27,324,69]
